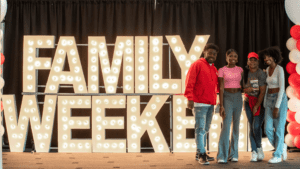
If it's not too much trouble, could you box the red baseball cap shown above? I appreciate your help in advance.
[248,52,259,60]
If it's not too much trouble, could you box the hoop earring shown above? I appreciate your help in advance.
[274,59,277,63]
[245,65,249,69]
[264,62,267,65]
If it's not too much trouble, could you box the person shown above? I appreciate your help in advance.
[216,49,243,164]
[243,52,267,162]
[184,43,219,165]
[258,46,288,164]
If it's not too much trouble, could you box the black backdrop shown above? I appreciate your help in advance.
[3,0,293,149]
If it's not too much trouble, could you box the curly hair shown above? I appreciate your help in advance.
[200,43,219,57]
[258,46,283,64]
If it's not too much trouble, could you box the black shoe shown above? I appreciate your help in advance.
[207,154,215,161]
[198,153,210,165]
[195,152,200,161]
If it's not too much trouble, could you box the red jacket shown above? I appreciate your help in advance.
[184,58,219,105]
[245,94,261,116]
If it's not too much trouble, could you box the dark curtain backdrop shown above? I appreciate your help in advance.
[3,0,292,149]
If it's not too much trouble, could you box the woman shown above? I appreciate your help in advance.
[217,49,244,164]
[258,46,288,164]
[243,52,267,162]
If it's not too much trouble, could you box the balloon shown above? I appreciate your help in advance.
[0,0,7,23]
[287,37,297,51]
[294,135,300,149]
[287,122,300,136]
[287,109,296,122]
[285,0,300,25]
[296,63,300,75]
[288,98,300,112]
[0,30,2,40]
[289,49,300,63]
[295,111,300,124]
[290,25,300,40]
[0,77,4,89]
[285,134,296,147]
[288,73,300,88]
[0,53,4,65]
[286,86,300,99]
[286,62,297,74]
[0,125,4,136]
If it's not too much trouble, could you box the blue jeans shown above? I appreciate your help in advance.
[217,91,243,161]
[264,92,288,158]
[194,105,214,154]
[244,101,265,152]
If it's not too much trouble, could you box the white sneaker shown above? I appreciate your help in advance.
[217,159,227,164]
[268,157,282,164]
[231,158,238,162]
[282,143,288,161]
[257,147,265,161]
[250,151,258,162]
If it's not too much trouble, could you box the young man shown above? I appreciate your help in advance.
[184,43,219,165]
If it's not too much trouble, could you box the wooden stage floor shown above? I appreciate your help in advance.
[2,151,300,169]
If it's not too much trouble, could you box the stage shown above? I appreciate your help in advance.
[2,150,299,169]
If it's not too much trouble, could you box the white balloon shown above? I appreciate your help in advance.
[289,49,300,64]
[288,98,300,112]
[295,111,300,124]
[285,0,300,25]
[285,134,296,147]
[0,30,3,40]
[0,0,7,23]
[287,37,297,51]
[0,125,4,136]
[296,63,300,75]
[0,77,4,89]
[286,85,297,99]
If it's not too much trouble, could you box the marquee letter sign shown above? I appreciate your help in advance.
[2,35,275,153]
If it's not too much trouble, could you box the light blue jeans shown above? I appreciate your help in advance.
[217,91,243,161]
[194,105,214,154]
[244,101,265,152]
[264,92,288,158]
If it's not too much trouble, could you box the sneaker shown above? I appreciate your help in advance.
[251,151,258,162]
[282,143,288,161]
[257,147,265,161]
[207,154,215,161]
[198,153,210,165]
[217,159,227,164]
[231,158,238,162]
[268,157,282,164]
[195,152,199,161]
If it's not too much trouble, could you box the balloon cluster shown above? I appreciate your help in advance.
[285,25,300,149]
[0,0,6,137]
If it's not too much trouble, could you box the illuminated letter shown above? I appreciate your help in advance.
[88,36,134,93]
[45,37,87,93]
[127,95,169,152]
[166,35,209,93]
[58,96,91,152]
[23,36,55,92]
[92,96,126,152]
[135,36,148,93]
[172,95,196,152]
[2,95,57,152]
[149,36,181,93]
